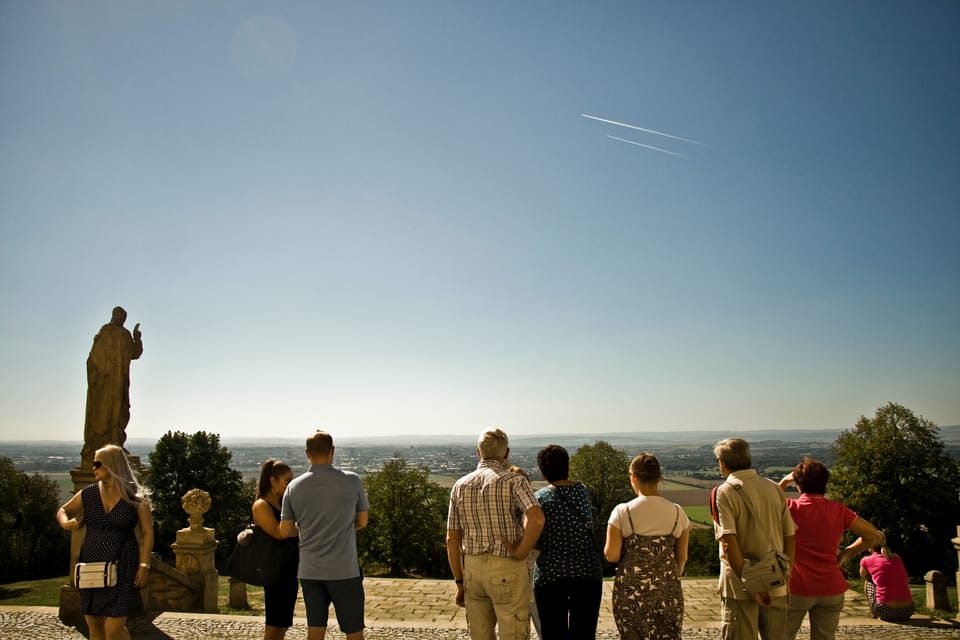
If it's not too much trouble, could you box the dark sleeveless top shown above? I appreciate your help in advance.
[78,483,142,617]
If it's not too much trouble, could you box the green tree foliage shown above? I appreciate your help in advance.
[829,403,960,577]
[569,441,635,571]
[359,457,450,577]
[684,527,721,577]
[0,457,69,582]
[146,431,255,567]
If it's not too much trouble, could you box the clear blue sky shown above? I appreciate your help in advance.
[2,2,958,443]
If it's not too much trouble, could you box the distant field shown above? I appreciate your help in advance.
[41,472,74,502]
[684,505,713,525]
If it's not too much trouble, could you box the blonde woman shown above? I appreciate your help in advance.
[57,445,153,640]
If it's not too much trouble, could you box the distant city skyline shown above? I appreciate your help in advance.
[1,2,958,442]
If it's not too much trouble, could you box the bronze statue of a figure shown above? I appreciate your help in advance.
[81,306,143,468]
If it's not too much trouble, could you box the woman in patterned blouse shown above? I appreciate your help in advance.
[533,445,604,639]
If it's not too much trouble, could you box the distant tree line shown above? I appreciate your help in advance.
[2,402,957,586]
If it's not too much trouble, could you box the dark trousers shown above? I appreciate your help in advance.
[534,576,603,640]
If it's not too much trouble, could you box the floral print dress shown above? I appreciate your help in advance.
[612,506,683,640]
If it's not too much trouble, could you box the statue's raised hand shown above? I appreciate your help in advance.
[133,323,141,339]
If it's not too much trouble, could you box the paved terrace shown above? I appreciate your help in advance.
[2,578,959,639]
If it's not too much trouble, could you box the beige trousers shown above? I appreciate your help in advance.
[463,553,531,640]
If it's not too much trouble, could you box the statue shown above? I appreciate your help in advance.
[81,306,143,468]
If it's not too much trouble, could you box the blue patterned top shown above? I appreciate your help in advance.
[533,482,603,586]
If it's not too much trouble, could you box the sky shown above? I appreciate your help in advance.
[1,1,958,444]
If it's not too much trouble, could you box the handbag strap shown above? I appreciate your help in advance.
[725,479,778,553]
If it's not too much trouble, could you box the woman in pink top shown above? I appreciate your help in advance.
[860,542,914,621]
[779,458,882,640]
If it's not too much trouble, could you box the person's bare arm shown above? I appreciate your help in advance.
[278,519,298,539]
[56,491,84,531]
[355,510,369,529]
[252,499,286,539]
[675,527,690,576]
[838,517,881,566]
[503,505,544,561]
[134,500,154,587]
[604,523,623,564]
[783,534,796,576]
[446,529,465,607]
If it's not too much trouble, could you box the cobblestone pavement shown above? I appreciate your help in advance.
[2,578,958,639]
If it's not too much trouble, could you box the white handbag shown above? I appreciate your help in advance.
[74,560,119,589]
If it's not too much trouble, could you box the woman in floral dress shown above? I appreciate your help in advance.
[605,452,690,640]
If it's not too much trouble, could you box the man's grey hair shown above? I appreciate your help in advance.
[714,437,752,472]
[478,428,509,460]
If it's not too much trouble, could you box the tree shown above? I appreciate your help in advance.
[829,403,960,577]
[359,456,450,577]
[569,441,635,571]
[146,431,255,567]
[0,457,69,582]
[684,527,721,577]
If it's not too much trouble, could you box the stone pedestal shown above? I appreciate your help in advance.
[229,577,249,610]
[171,489,219,613]
[925,570,950,611]
[58,466,95,627]
[953,525,960,595]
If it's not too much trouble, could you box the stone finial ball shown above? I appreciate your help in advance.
[181,488,212,530]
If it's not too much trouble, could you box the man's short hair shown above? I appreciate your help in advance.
[306,430,333,456]
[536,445,569,483]
[477,428,509,460]
[714,438,752,472]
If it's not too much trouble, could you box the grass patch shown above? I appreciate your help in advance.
[0,576,268,615]
[684,505,713,525]
[0,576,68,606]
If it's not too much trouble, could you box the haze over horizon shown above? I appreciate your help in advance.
[2,2,958,443]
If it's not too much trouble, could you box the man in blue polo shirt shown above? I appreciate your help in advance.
[280,430,369,640]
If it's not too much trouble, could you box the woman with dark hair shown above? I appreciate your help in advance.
[253,459,299,640]
[779,457,882,640]
[860,540,914,621]
[605,452,689,640]
[57,445,153,640]
[532,445,603,639]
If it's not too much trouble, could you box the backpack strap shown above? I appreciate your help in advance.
[710,484,721,523]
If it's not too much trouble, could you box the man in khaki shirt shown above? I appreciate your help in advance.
[713,438,796,640]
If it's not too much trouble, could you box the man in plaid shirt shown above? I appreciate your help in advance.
[446,428,545,640]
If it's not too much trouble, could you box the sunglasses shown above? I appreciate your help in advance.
[92,461,103,470]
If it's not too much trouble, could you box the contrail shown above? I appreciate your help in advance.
[607,135,687,157]
[583,114,702,145]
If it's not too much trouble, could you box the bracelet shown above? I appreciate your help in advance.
[139,562,150,569]
[454,578,463,584]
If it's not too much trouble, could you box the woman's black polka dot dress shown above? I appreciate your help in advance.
[78,483,142,617]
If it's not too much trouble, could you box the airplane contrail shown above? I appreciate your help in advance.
[583,114,702,145]
[607,135,687,157]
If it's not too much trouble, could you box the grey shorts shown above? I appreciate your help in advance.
[300,576,365,633]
